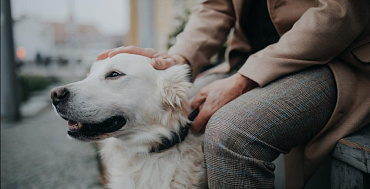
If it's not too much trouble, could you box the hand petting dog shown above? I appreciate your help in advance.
[97,46,187,69]
[97,46,258,133]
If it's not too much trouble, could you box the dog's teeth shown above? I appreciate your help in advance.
[78,122,83,129]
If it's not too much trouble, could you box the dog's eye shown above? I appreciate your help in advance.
[106,71,123,78]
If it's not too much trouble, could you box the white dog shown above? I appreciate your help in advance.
[51,54,207,189]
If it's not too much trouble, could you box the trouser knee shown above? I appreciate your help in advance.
[204,106,283,162]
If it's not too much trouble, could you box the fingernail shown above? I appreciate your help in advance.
[154,58,160,67]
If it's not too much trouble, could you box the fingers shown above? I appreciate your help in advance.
[151,57,177,70]
[191,107,212,133]
[190,90,208,133]
[108,46,158,58]
[191,89,207,110]
[96,49,114,60]
[97,46,180,70]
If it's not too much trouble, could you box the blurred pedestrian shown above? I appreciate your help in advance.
[35,52,42,65]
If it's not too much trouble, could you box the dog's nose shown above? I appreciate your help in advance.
[51,87,70,105]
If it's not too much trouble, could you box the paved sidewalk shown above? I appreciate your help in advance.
[1,104,103,189]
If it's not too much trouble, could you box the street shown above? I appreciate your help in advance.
[1,105,103,189]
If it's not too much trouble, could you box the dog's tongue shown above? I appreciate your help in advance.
[68,120,81,130]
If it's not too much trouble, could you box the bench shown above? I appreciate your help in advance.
[331,125,370,188]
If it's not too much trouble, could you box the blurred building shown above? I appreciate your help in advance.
[13,15,126,65]
[128,0,201,52]
[13,16,54,62]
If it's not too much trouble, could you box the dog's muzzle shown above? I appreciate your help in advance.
[51,86,70,106]
[51,86,127,141]
[66,116,127,141]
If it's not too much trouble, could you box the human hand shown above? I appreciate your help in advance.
[96,46,187,70]
[190,73,258,133]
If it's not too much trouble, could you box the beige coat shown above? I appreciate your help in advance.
[169,0,370,187]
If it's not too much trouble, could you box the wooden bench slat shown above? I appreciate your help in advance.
[331,126,370,173]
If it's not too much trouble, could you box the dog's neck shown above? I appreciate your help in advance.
[149,108,198,153]
[149,122,191,153]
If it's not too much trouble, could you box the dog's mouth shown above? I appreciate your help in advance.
[66,116,127,141]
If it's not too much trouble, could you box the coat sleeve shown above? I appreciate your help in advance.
[238,0,370,87]
[168,0,236,77]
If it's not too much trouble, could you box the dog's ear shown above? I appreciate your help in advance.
[159,64,192,110]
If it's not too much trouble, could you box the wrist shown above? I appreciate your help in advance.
[234,73,258,93]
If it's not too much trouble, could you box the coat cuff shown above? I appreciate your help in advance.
[237,55,306,87]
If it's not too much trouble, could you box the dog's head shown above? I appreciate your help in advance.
[51,54,192,144]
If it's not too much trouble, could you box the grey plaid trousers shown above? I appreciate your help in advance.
[203,65,336,188]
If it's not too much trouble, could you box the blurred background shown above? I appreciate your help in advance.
[1,0,201,188]
[2,0,300,188]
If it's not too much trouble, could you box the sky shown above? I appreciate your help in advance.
[11,0,130,36]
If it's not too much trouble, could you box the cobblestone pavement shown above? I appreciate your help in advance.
[1,106,104,189]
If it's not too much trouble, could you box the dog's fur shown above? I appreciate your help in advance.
[52,54,206,188]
